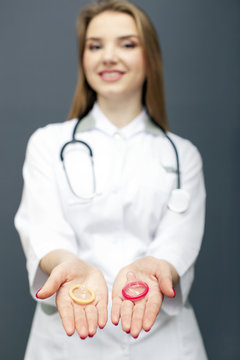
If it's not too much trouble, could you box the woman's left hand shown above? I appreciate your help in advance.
[111,256,178,338]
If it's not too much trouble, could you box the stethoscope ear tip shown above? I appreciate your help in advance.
[168,189,190,213]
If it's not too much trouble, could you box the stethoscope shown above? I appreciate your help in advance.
[60,116,190,213]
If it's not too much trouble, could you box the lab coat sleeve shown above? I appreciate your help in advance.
[14,126,78,305]
[146,140,206,315]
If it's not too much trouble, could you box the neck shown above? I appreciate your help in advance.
[97,96,143,128]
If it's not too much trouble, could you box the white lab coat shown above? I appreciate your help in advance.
[15,103,208,359]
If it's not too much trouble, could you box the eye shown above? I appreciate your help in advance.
[122,42,136,49]
[87,44,102,50]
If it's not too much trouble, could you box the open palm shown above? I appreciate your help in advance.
[37,259,108,339]
[111,256,176,338]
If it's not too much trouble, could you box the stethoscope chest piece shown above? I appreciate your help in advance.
[168,189,190,213]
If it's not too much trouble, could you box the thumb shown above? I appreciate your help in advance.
[157,275,175,298]
[155,260,177,298]
[36,266,66,299]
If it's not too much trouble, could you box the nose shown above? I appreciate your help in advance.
[102,44,118,65]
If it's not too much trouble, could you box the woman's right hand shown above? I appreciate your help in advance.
[36,255,108,339]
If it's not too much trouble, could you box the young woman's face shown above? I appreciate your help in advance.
[83,11,146,103]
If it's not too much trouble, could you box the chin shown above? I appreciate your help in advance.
[99,88,141,102]
[99,91,127,101]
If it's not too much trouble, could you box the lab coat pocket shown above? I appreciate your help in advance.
[133,159,177,226]
[62,146,97,203]
[138,158,176,197]
[61,185,121,236]
[56,154,106,207]
[66,191,104,206]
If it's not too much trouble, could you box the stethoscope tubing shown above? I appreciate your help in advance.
[162,132,181,189]
[59,114,183,205]
[148,116,181,189]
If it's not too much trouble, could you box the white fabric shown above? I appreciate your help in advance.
[15,103,207,359]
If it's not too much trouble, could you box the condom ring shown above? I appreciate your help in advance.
[122,281,149,301]
[69,284,95,305]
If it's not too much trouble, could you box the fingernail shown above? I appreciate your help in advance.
[80,335,87,340]
[172,287,176,297]
[36,288,42,299]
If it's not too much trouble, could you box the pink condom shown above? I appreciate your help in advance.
[122,280,149,301]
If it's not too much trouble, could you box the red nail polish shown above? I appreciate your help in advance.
[172,287,176,298]
[36,289,42,298]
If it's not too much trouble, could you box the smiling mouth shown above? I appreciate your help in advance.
[99,70,125,80]
[101,72,122,77]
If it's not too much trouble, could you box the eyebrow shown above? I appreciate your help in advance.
[85,35,140,41]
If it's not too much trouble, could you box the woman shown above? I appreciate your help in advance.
[15,0,208,359]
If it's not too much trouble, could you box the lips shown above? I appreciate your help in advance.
[101,72,123,77]
[98,69,125,81]
[99,70,125,76]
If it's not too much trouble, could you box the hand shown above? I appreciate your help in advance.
[111,256,178,338]
[36,258,108,339]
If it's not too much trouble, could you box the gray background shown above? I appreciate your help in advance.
[0,0,239,359]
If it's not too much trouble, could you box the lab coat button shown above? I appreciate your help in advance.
[114,132,122,140]
[121,344,127,350]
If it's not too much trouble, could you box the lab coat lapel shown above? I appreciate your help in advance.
[76,113,96,133]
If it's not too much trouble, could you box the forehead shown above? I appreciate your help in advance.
[86,11,138,38]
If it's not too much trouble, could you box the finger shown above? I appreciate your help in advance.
[158,275,175,298]
[85,305,98,337]
[96,299,108,329]
[111,297,122,325]
[56,296,75,336]
[130,299,146,338]
[120,300,134,333]
[155,262,175,298]
[36,266,66,299]
[143,295,162,332]
[74,305,89,339]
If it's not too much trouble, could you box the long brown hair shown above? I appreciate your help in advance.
[68,0,169,130]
